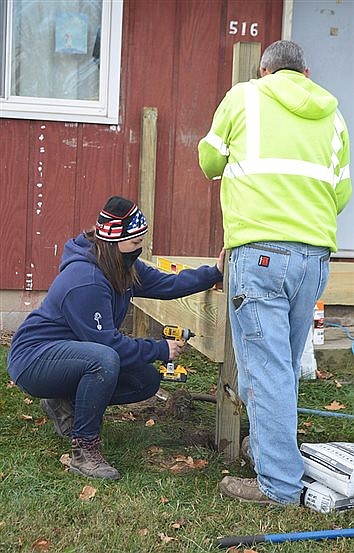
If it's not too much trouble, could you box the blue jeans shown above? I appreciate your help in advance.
[228,241,330,504]
[17,341,161,439]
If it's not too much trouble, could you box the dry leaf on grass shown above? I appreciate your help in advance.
[160,496,169,504]
[79,485,97,500]
[138,528,148,536]
[324,400,346,411]
[35,417,47,427]
[334,379,342,388]
[31,537,50,551]
[145,418,155,427]
[6,381,16,388]
[169,455,208,473]
[59,453,71,467]
[158,532,176,544]
[121,411,136,421]
[147,446,164,456]
[316,369,333,380]
[24,398,33,404]
[171,519,185,529]
[20,414,33,421]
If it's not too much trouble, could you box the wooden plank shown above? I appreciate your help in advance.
[215,41,262,459]
[133,107,158,337]
[322,262,354,305]
[132,264,226,362]
[139,107,158,261]
[215,255,241,459]
[232,42,261,83]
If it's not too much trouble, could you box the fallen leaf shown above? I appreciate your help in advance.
[158,532,176,543]
[169,455,208,473]
[35,417,47,427]
[297,428,307,435]
[24,397,33,405]
[138,528,148,536]
[59,453,71,467]
[192,459,208,469]
[145,418,155,427]
[147,446,164,456]
[31,537,50,551]
[316,369,333,380]
[6,381,16,388]
[324,400,346,411]
[79,485,97,501]
[221,469,230,474]
[334,379,342,389]
[169,463,187,474]
[121,411,136,421]
[303,421,313,427]
[160,496,169,504]
[20,414,33,420]
[171,519,185,529]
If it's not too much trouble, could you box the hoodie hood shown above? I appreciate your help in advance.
[253,70,338,120]
[60,233,95,272]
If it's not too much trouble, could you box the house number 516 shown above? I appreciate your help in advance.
[229,21,259,36]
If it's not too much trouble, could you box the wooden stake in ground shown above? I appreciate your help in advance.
[133,107,158,338]
[215,42,261,460]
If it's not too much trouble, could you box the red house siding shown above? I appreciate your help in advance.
[0,0,283,291]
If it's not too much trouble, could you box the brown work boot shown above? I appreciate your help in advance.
[240,435,255,469]
[40,398,73,437]
[219,476,279,505]
[70,436,121,480]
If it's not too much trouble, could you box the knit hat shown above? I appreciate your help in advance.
[95,196,148,242]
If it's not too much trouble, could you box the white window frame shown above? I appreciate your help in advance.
[0,0,123,125]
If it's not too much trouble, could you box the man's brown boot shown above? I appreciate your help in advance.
[70,436,121,480]
[40,398,73,437]
[219,477,280,505]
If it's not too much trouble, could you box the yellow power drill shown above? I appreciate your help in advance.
[159,325,195,382]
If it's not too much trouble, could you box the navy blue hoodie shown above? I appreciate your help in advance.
[8,234,223,381]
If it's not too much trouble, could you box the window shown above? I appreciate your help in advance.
[0,0,123,124]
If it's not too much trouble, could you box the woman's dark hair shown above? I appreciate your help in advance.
[84,228,140,294]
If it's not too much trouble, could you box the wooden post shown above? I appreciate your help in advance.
[215,42,261,460]
[133,107,158,337]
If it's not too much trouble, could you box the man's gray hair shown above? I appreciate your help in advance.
[260,40,307,73]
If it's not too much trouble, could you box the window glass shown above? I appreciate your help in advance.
[11,0,102,101]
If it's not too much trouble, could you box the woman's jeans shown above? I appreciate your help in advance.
[17,341,161,440]
[228,241,330,504]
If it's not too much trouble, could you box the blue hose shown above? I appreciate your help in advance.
[324,322,354,353]
[298,407,354,420]
[216,528,354,548]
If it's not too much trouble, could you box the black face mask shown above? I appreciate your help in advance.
[121,247,142,270]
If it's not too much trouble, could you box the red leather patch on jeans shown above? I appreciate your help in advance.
[258,255,270,267]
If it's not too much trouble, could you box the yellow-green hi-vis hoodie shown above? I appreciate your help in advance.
[198,70,352,252]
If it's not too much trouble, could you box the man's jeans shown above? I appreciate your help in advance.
[17,341,161,439]
[228,241,330,504]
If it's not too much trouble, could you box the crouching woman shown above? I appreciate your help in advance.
[7,196,224,480]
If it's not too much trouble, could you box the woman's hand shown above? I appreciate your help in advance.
[216,247,226,274]
[167,339,185,360]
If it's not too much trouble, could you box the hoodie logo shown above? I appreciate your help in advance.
[93,312,103,330]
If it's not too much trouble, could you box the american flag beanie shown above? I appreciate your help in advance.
[95,196,148,242]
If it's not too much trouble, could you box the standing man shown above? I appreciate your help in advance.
[198,40,351,505]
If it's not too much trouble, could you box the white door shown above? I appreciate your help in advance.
[287,0,354,256]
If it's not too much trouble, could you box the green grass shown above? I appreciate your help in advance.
[0,344,353,553]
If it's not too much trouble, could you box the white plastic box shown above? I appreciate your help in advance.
[300,442,354,497]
